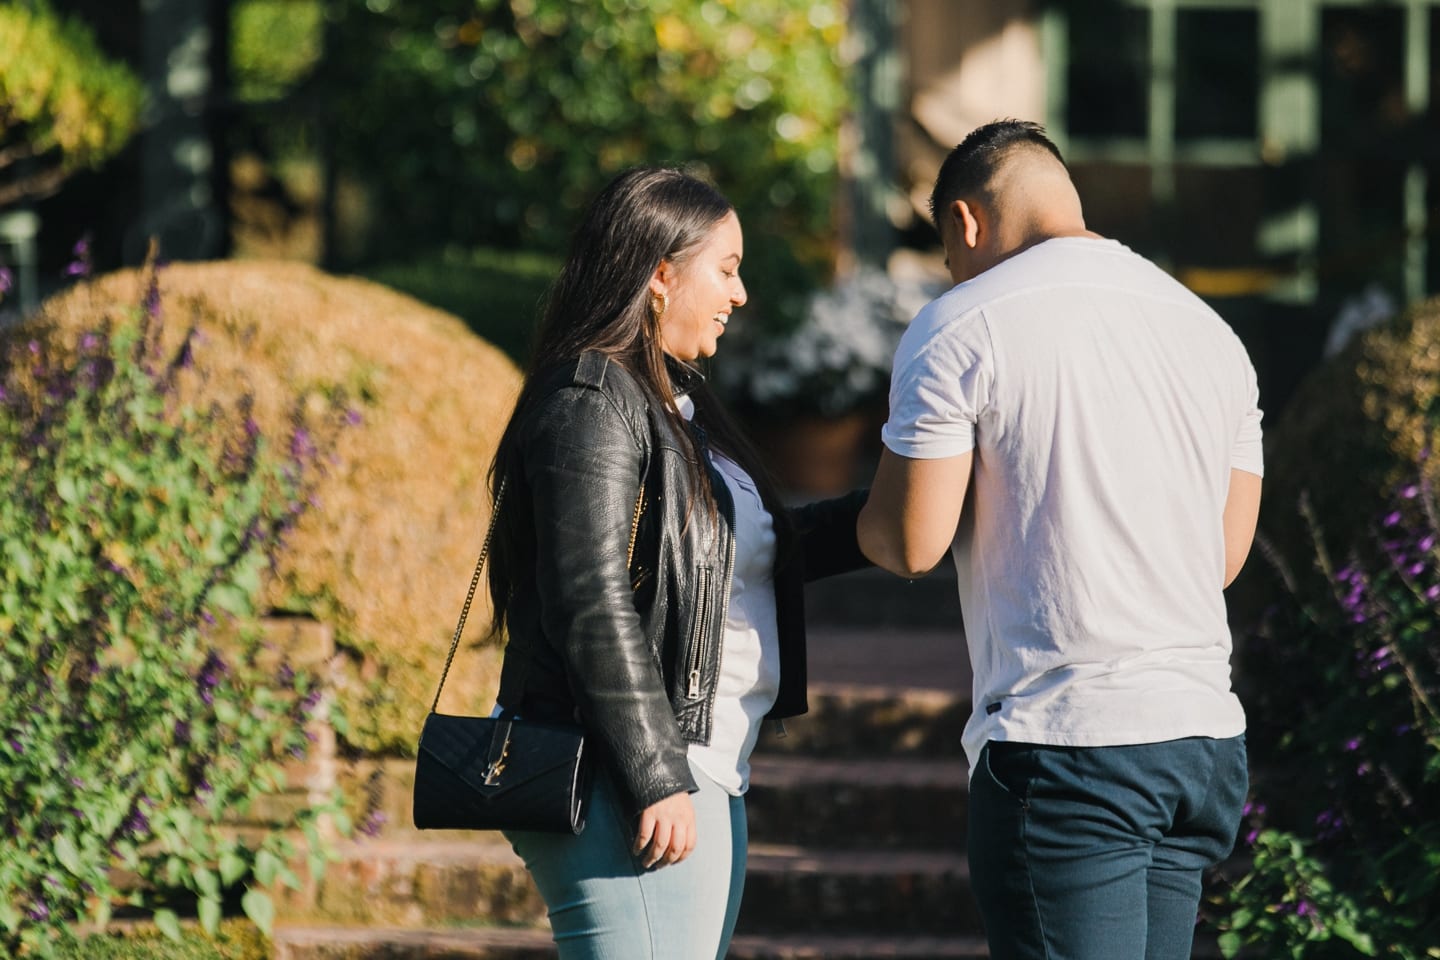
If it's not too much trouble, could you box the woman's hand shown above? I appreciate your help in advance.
[632,791,696,869]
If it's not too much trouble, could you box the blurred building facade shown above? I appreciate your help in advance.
[890,0,1440,412]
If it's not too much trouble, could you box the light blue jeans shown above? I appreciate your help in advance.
[505,758,747,960]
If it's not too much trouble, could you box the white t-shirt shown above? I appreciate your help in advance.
[677,396,780,796]
[881,237,1263,774]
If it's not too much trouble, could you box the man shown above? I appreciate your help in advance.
[857,119,1263,960]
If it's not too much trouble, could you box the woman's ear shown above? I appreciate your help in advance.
[649,259,672,299]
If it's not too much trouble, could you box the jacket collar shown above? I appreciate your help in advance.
[665,354,706,399]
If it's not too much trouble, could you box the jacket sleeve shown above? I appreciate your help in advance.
[520,384,697,815]
[787,488,872,582]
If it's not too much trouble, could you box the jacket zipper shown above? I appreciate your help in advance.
[686,567,712,698]
[688,470,737,701]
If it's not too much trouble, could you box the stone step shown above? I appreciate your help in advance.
[805,566,963,629]
[738,845,978,936]
[338,684,970,847]
[746,755,968,849]
[275,836,545,928]
[272,925,554,960]
[347,753,969,852]
[279,837,980,937]
[758,682,968,759]
[272,925,994,959]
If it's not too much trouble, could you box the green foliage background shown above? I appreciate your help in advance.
[309,0,851,334]
[0,0,143,204]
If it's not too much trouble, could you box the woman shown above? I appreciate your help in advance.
[485,166,869,958]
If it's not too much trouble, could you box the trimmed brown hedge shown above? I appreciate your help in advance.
[1259,295,1440,588]
[24,261,522,753]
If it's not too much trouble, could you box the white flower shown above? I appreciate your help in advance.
[727,265,944,416]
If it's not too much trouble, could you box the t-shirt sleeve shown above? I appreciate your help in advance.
[1230,348,1264,477]
[881,309,991,460]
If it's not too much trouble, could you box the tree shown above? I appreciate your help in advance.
[0,0,143,208]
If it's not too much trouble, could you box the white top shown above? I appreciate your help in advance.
[676,395,780,796]
[881,237,1264,774]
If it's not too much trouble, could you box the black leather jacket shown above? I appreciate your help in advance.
[495,351,869,816]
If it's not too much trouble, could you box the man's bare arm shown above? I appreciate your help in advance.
[1222,468,1262,588]
[857,448,973,578]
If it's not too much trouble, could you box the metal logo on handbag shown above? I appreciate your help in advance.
[412,478,593,834]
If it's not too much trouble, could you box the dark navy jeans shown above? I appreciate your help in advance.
[968,735,1247,960]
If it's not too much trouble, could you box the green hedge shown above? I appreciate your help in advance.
[361,246,560,367]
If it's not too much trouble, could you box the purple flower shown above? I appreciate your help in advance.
[1407,562,1426,577]
[0,266,12,297]
[1295,899,1314,917]
[1420,534,1436,552]
[345,408,363,426]
[143,275,161,320]
[1343,737,1361,751]
[8,738,23,755]
[63,235,93,278]
[1402,484,1420,499]
[359,810,388,838]
[290,427,316,462]
[124,807,150,836]
[26,899,49,922]
[1384,511,1403,527]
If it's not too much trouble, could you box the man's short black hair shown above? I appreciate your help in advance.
[929,119,1067,229]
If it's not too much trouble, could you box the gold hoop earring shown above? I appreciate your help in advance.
[650,290,668,322]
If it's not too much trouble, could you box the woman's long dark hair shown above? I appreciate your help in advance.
[486,167,787,637]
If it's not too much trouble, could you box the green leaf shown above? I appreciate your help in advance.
[241,888,275,935]
[219,851,248,886]
[197,895,221,935]
[191,865,220,899]
[56,474,79,504]
[53,834,81,875]
[254,849,281,887]
[154,908,182,941]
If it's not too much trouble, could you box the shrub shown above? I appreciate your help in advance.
[33,261,524,754]
[0,0,143,205]
[1259,296,1440,590]
[1205,466,1440,956]
[0,266,341,955]
[361,245,560,367]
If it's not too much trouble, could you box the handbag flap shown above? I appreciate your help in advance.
[418,712,584,798]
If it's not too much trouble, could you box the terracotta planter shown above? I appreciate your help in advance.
[751,409,881,498]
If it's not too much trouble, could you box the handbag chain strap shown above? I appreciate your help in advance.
[429,477,646,713]
[430,478,508,712]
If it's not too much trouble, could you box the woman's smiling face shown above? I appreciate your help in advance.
[655,211,747,362]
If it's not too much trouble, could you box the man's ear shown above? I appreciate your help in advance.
[953,199,982,250]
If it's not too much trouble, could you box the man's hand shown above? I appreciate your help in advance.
[858,448,973,578]
[633,791,696,869]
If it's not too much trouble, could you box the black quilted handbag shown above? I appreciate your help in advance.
[412,478,643,835]
[413,711,591,834]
